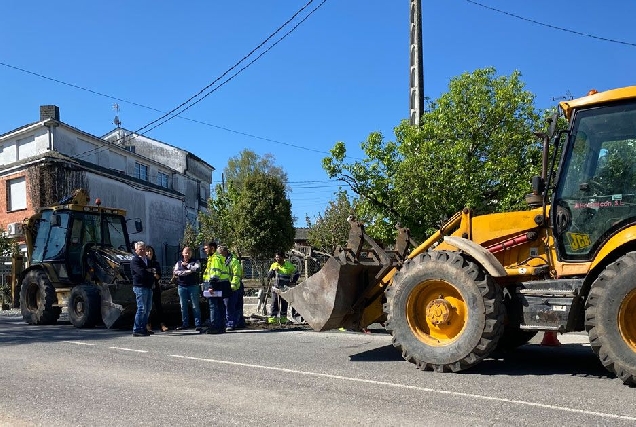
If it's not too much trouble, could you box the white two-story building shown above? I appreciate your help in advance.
[0,105,213,268]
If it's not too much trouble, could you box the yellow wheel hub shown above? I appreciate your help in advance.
[407,280,467,346]
[618,288,636,352]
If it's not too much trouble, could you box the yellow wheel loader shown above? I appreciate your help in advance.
[17,189,142,328]
[284,86,636,386]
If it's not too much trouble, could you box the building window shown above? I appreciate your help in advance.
[134,162,148,181]
[7,177,27,211]
[157,172,169,188]
[125,146,136,153]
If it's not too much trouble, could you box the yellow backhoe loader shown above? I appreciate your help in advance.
[284,86,636,386]
[16,189,142,328]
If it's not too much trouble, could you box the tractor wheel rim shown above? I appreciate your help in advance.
[618,288,636,352]
[406,279,467,346]
[75,299,85,315]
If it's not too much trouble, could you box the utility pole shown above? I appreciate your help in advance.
[409,0,424,126]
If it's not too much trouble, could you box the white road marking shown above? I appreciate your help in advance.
[170,354,636,422]
[109,347,148,353]
[62,341,95,346]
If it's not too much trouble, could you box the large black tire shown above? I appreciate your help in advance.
[20,270,60,325]
[68,285,102,328]
[585,252,636,386]
[385,251,504,372]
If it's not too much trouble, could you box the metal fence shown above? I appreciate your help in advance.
[240,255,328,283]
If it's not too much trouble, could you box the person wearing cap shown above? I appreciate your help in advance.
[218,245,244,331]
[202,241,229,334]
[267,251,299,324]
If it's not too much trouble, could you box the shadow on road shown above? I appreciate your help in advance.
[0,315,139,346]
[349,343,613,380]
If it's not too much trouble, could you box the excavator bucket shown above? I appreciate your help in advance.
[281,217,412,332]
[281,256,382,331]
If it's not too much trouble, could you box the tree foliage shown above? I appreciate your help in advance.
[0,229,12,256]
[181,221,198,251]
[234,172,294,260]
[323,67,546,242]
[197,151,294,267]
[224,149,288,191]
[197,183,238,249]
[306,190,354,254]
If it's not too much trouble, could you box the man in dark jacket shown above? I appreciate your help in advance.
[131,241,157,336]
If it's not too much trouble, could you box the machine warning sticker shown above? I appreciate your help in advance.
[566,232,591,251]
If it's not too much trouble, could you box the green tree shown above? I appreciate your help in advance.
[0,229,11,256]
[323,67,544,241]
[224,149,288,191]
[234,172,294,281]
[198,182,238,250]
[181,222,198,250]
[306,190,354,254]
[199,149,291,254]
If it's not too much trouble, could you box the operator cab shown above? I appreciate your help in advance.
[30,207,133,282]
[553,99,636,261]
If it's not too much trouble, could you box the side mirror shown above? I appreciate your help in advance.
[126,218,143,234]
[525,176,545,207]
[531,175,546,194]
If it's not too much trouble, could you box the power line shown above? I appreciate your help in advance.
[139,0,329,136]
[465,0,636,48]
[0,61,332,156]
[0,0,364,164]
[59,1,332,161]
[73,0,326,160]
[130,0,321,138]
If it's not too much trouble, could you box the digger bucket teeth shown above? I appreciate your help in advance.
[280,256,381,331]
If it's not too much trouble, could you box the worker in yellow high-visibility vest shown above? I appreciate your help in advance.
[267,251,299,324]
[202,241,230,334]
[219,245,244,331]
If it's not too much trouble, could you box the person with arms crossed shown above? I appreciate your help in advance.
[173,247,203,331]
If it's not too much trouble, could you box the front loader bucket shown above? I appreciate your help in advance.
[281,257,381,331]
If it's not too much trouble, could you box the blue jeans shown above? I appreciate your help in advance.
[208,297,226,331]
[224,284,244,328]
[178,285,202,328]
[133,286,153,334]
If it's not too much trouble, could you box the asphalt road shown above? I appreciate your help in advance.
[1,313,635,426]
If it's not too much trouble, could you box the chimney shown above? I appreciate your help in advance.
[40,105,60,121]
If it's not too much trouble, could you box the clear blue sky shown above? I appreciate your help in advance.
[2,1,635,226]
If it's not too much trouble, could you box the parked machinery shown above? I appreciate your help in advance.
[284,86,636,386]
[17,189,142,328]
